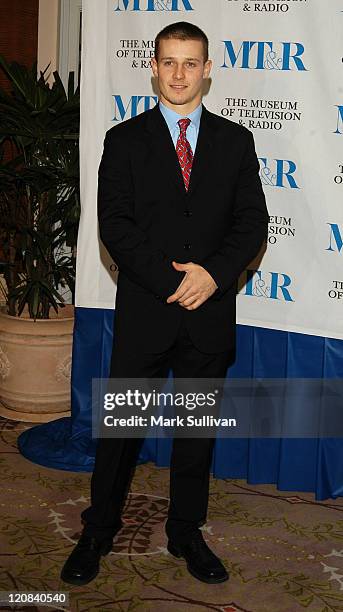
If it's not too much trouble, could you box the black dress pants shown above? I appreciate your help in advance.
[81,319,232,544]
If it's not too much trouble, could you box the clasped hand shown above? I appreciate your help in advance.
[166,261,218,310]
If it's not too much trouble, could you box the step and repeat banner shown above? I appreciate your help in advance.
[76,0,343,340]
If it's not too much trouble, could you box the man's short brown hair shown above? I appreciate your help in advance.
[154,21,209,62]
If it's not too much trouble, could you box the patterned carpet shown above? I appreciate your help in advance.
[1,416,343,612]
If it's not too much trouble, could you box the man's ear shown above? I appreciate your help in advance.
[151,57,158,78]
[203,59,212,79]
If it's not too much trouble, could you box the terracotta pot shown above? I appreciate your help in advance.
[0,305,74,422]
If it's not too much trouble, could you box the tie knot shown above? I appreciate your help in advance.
[178,118,191,135]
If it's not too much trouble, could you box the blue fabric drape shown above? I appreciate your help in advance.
[18,307,343,500]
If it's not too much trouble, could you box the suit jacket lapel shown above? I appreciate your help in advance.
[145,104,185,194]
[188,106,215,195]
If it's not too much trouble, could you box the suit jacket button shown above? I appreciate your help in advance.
[184,243,191,250]
[184,210,192,217]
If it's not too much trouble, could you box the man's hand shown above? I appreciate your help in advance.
[166,261,218,310]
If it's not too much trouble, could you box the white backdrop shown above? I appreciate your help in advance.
[76,0,343,340]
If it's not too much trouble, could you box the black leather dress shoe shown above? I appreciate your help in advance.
[60,533,114,586]
[167,531,229,584]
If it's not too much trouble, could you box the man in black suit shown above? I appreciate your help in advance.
[61,21,268,586]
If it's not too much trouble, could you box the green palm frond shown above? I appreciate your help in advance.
[0,57,80,319]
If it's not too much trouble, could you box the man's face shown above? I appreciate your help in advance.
[151,37,212,114]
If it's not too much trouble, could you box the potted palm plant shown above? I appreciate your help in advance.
[0,58,80,422]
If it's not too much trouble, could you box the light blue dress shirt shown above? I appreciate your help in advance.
[159,101,202,154]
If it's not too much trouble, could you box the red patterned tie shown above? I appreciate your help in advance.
[176,118,193,191]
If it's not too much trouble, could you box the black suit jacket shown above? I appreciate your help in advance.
[97,104,268,353]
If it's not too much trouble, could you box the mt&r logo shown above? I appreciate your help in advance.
[259,157,299,189]
[112,95,158,121]
[114,0,193,10]
[327,224,343,253]
[335,106,343,134]
[241,270,294,302]
[221,40,307,71]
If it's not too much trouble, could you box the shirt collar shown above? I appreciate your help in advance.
[159,100,202,131]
